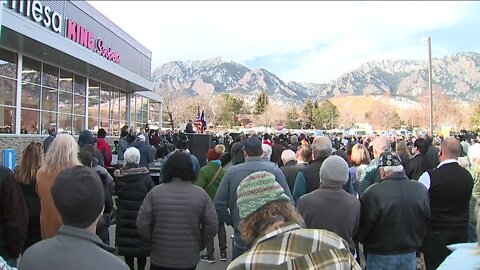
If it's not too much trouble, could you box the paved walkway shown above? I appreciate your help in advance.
[110,224,234,270]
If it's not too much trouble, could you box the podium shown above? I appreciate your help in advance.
[185,133,213,167]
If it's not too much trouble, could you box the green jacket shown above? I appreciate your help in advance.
[195,161,226,201]
[469,167,480,223]
[358,158,381,196]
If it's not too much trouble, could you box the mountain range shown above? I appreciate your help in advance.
[152,52,480,104]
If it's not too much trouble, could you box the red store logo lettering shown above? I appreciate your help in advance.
[66,19,121,64]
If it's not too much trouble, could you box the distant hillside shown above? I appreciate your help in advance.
[152,52,480,104]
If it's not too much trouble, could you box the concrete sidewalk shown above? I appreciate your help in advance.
[110,224,234,270]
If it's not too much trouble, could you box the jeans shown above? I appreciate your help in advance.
[232,230,250,260]
[206,223,227,257]
[366,252,416,270]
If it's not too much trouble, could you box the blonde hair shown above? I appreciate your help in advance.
[350,144,371,166]
[214,144,226,155]
[41,134,81,174]
[15,142,43,184]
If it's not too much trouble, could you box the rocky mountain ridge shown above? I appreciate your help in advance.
[152,52,480,104]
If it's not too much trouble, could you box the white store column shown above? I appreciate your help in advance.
[85,77,89,130]
[15,54,23,135]
[126,93,131,126]
[159,102,163,129]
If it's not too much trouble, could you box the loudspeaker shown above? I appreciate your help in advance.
[185,133,213,167]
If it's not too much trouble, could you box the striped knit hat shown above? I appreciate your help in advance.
[237,171,290,219]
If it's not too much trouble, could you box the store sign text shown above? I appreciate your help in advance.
[67,19,121,64]
[6,0,121,64]
[7,0,62,33]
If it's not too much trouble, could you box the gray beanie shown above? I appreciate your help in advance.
[319,155,349,186]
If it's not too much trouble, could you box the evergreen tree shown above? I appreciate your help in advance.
[285,106,301,129]
[314,100,340,129]
[218,94,244,127]
[303,98,315,123]
[254,91,269,115]
[388,111,403,129]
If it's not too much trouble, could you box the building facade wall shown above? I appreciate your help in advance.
[3,0,152,81]
[0,135,118,165]
[0,0,163,163]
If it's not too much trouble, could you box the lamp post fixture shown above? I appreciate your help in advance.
[426,37,434,134]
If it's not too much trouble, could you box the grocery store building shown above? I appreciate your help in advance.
[0,0,162,163]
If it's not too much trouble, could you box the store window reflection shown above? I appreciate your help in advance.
[0,106,15,134]
[149,102,160,128]
[0,77,16,107]
[21,109,38,134]
[0,49,17,133]
[41,111,56,134]
[0,48,150,135]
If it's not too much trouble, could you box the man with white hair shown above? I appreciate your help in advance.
[292,136,332,203]
[356,151,430,270]
[131,134,156,167]
[280,149,296,167]
[281,145,312,192]
[261,143,273,161]
[289,135,300,152]
[358,136,392,195]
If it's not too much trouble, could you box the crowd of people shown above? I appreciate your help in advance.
[0,125,479,270]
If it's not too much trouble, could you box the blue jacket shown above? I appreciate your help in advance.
[437,242,480,270]
[214,157,293,231]
[131,142,156,167]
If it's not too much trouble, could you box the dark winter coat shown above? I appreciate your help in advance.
[137,178,218,268]
[356,171,430,254]
[404,153,434,181]
[0,166,28,260]
[78,130,105,167]
[19,178,41,252]
[114,164,154,257]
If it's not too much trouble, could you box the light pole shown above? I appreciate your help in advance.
[426,37,434,134]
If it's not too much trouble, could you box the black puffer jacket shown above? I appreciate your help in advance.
[114,164,154,257]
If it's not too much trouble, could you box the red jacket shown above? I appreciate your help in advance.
[96,138,112,167]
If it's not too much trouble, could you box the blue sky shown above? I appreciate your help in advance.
[89,1,480,83]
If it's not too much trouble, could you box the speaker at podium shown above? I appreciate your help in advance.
[185,133,214,167]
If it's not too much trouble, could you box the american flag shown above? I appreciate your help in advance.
[200,110,207,133]
[194,107,202,133]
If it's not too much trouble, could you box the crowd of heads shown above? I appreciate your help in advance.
[2,123,480,269]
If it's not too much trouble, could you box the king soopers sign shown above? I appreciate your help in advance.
[6,0,121,64]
